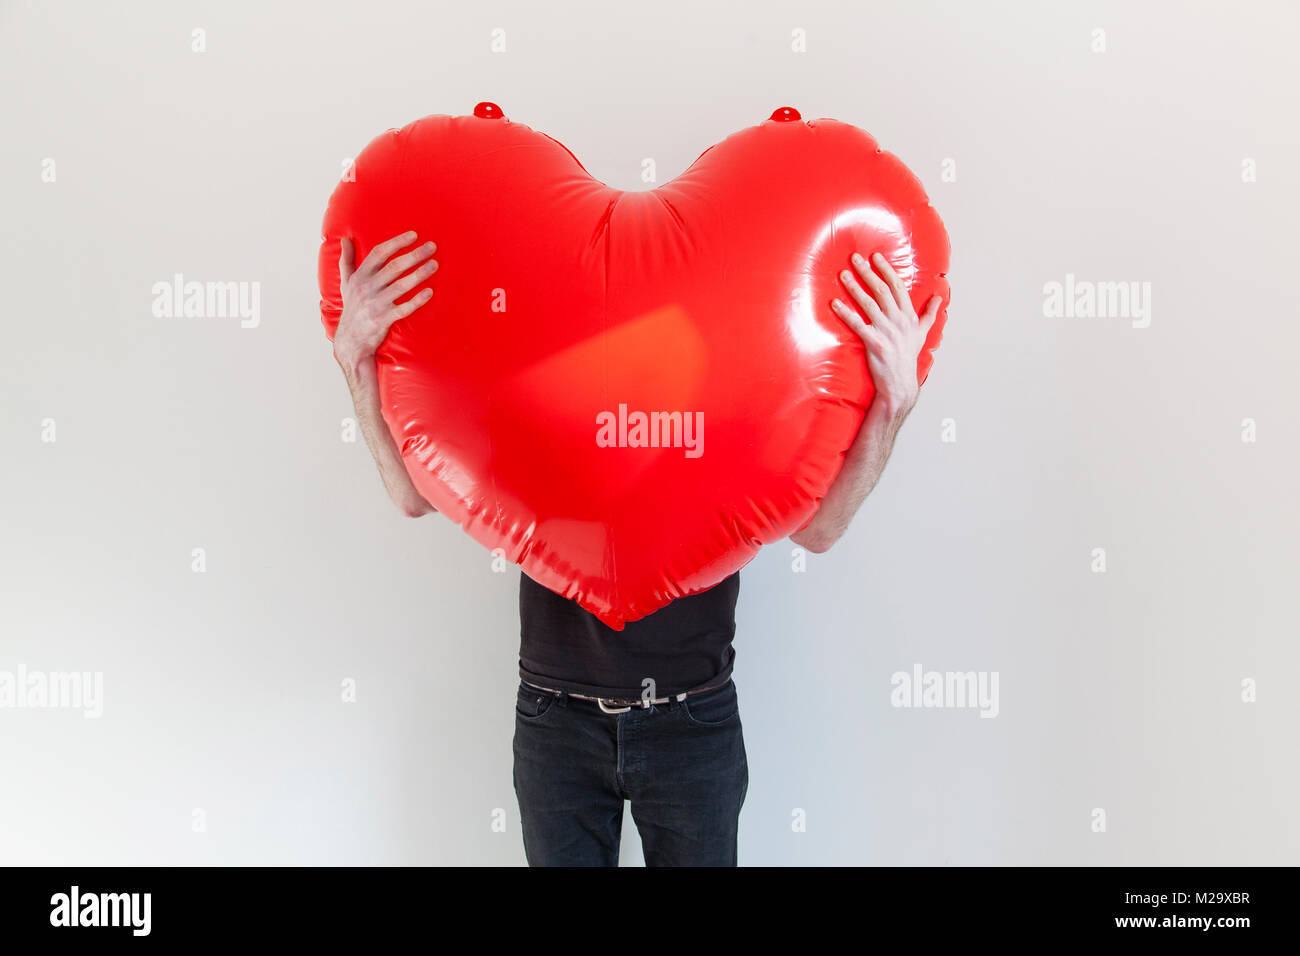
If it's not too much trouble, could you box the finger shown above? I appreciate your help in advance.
[832,297,883,346]
[375,241,437,289]
[385,258,438,300]
[339,237,356,286]
[919,295,943,337]
[849,255,897,321]
[869,252,909,312]
[389,287,434,322]
[839,267,887,326]
[356,230,419,278]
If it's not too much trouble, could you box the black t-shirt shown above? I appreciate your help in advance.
[518,571,740,699]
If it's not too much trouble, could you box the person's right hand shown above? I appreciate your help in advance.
[333,230,438,372]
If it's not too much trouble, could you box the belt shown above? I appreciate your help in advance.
[520,678,729,715]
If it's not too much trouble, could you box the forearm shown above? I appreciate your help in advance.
[337,354,435,517]
[790,397,911,553]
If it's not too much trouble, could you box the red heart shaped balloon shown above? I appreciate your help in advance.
[318,104,949,629]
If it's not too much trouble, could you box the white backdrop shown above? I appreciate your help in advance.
[2,0,1297,865]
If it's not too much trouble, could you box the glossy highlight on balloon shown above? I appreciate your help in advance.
[318,103,950,628]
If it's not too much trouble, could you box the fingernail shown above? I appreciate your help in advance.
[841,270,852,280]
[851,253,864,265]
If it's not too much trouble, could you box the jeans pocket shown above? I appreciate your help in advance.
[681,680,740,727]
[516,683,558,722]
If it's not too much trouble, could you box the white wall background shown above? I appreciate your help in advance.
[2,0,1297,865]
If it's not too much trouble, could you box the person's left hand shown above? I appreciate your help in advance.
[832,252,943,418]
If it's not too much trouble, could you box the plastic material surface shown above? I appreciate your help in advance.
[318,104,950,628]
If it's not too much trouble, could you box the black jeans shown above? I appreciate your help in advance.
[512,679,749,866]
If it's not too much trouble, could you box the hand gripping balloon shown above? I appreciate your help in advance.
[317,103,949,629]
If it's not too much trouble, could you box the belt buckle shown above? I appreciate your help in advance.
[595,690,688,714]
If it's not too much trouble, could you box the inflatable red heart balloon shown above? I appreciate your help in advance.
[318,104,949,628]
